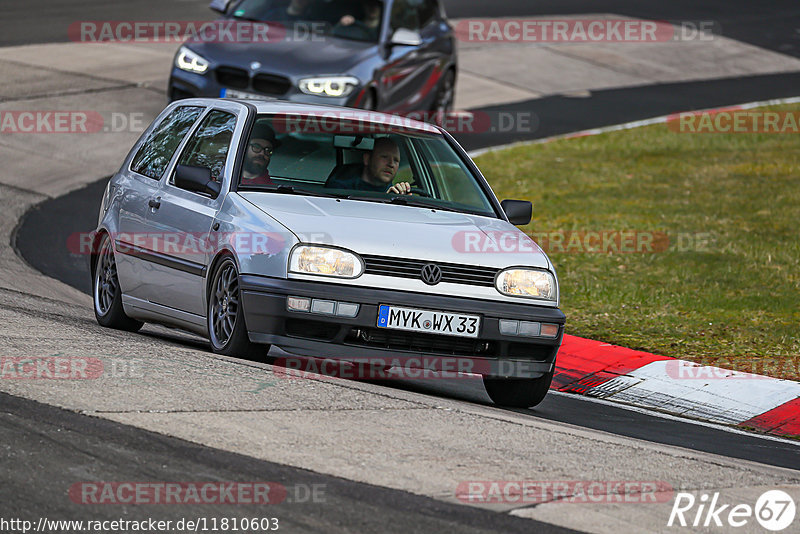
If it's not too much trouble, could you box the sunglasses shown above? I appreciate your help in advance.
[249,143,274,156]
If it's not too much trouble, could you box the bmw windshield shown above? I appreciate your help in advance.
[229,0,384,42]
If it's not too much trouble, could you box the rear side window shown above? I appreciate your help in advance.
[130,106,203,180]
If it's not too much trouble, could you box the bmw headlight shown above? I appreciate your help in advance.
[289,245,364,278]
[298,76,359,97]
[176,46,209,74]
[496,268,556,301]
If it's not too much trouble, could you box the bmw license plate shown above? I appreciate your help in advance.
[377,305,480,338]
[220,88,275,101]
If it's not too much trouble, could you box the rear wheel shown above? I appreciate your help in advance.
[93,233,143,332]
[207,256,266,360]
[483,371,553,408]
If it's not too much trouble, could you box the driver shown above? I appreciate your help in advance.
[263,0,315,21]
[336,0,382,40]
[327,137,411,194]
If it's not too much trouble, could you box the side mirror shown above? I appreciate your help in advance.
[209,0,232,14]
[501,199,532,226]
[389,28,423,47]
[175,165,222,197]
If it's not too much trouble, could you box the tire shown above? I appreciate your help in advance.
[359,89,376,111]
[207,256,267,360]
[431,69,455,117]
[483,371,553,408]
[92,233,143,332]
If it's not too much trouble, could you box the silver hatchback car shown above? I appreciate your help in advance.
[91,98,565,407]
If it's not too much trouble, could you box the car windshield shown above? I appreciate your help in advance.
[230,0,384,42]
[237,113,498,217]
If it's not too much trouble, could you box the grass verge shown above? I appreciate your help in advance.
[475,104,800,380]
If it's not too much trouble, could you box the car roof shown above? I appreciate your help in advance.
[181,97,442,135]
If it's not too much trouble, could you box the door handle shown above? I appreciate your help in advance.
[148,197,161,210]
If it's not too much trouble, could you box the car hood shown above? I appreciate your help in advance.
[238,193,551,270]
[187,35,376,78]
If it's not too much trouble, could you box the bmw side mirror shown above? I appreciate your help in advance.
[389,28,423,47]
[501,199,532,226]
[175,165,221,198]
[209,0,232,14]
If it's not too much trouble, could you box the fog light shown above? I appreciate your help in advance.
[336,302,359,318]
[499,320,519,335]
[519,321,541,337]
[540,323,560,338]
[311,299,336,315]
[287,296,311,312]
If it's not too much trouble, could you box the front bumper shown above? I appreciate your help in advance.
[240,275,566,379]
[169,68,356,107]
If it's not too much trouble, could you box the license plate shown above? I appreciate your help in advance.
[377,305,481,338]
[220,88,275,101]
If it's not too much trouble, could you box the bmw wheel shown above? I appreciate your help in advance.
[432,69,455,116]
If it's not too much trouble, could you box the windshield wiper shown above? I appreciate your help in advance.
[387,196,464,213]
[248,184,339,198]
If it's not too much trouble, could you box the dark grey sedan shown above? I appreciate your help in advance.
[169,0,457,114]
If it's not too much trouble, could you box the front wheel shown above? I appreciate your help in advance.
[483,371,553,408]
[93,233,143,332]
[431,69,455,116]
[207,256,266,360]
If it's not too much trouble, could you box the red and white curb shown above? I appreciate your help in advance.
[554,335,800,437]
[469,96,800,438]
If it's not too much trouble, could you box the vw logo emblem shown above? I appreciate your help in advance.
[420,263,442,286]
[250,61,261,71]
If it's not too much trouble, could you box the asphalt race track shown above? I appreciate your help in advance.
[16,176,800,471]
[3,1,800,532]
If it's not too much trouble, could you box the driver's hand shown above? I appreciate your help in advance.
[339,15,355,25]
[387,182,412,195]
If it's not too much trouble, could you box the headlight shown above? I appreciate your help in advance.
[176,46,209,74]
[298,76,359,97]
[495,268,556,301]
[289,245,364,278]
